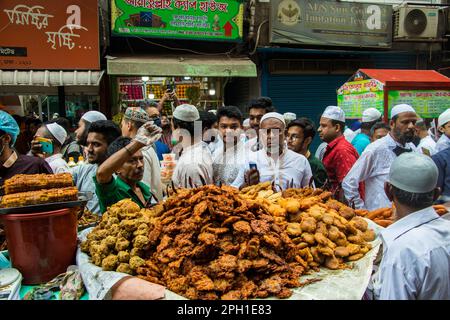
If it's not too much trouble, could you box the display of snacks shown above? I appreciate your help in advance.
[163,153,176,161]
[80,199,163,274]
[78,209,101,229]
[160,154,177,183]
[0,187,79,208]
[3,173,74,195]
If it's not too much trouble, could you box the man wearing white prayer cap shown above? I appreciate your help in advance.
[283,112,296,125]
[318,106,360,201]
[343,104,418,211]
[368,152,450,300]
[351,108,382,155]
[75,110,107,145]
[31,122,71,173]
[231,112,313,190]
[435,108,450,153]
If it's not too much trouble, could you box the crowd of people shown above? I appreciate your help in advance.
[1,96,450,299]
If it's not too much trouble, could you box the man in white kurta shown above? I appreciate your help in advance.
[342,104,418,211]
[435,108,450,153]
[369,153,450,300]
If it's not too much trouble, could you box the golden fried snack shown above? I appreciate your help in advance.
[1,187,78,207]
[3,173,74,194]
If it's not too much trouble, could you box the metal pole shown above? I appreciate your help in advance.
[38,96,43,121]
[47,97,50,120]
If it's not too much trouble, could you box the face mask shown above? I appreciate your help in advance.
[171,137,179,146]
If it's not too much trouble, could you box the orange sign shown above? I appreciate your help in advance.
[0,0,99,70]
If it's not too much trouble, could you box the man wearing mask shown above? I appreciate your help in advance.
[31,122,71,173]
[121,107,162,201]
[0,111,51,193]
[71,120,121,215]
[141,105,171,161]
[95,122,162,213]
[318,106,360,200]
[171,104,214,188]
[232,112,312,190]
[368,153,450,299]
[286,118,328,188]
[246,97,275,152]
[212,106,248,185]
[75,111,107,147]
[343,104,418,211]
[352,108,382,155]
[435,108,450,153]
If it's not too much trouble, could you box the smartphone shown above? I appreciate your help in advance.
[249,162,257,170]
[36,137,53,154]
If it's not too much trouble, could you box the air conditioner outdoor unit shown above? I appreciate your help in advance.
[394,5,440,40]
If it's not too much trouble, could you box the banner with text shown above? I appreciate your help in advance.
[271,0,392,48]
[337,79,384,118]
[111,0,244,41]
[388,90,450,118]
[0,0,99,70]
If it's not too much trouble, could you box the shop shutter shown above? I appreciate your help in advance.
[264,74,349,153]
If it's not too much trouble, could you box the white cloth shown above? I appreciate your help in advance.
[438,108,450,127]
[173,104,199,122]
[231,148,313,190]
[245,136,260,152]
[435,134,450,153]
[71,164,100,215]
[172,141,214,188]
[362,108,382,123]
[81,111,107,123]
[142,145,162,201]
[45,153,71,174]
[212,141,249,186]
[344,127,357,143]
[370,207,450,300]
[46,123,67,145]
[322,106,345,122]
[390,104,416,118]
[417,135,437,156]
[260,112,286,126]
[207,137,223,156]
[315,142,328,161]
[342,134,417,211]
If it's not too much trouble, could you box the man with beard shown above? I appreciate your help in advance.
[71,120,121,215]
[286,118,328,188]
[74,111,107,148]
[343,104,418,210]
[232,112,312,190]
[95,122,162,213]
[435,108,450,153]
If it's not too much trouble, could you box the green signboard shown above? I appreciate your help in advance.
[337,79,384,118]
[111,0,244,41]
[388,90,450,118]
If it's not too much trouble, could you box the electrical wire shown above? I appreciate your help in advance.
[250,19,268,55]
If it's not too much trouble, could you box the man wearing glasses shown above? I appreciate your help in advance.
[286,118,328,188]
[141,105,171,160]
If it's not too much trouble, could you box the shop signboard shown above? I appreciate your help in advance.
[337,79,384,118]
[271,0,392,48]
[388,90,450,118]
[0,0,99,70]
[111,0,244,41]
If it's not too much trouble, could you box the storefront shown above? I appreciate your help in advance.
[0,0,102,125]
[107,55,257,116]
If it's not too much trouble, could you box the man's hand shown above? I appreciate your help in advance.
[244,168,260,187]
[111,276,166,300]
[133,122,162,146]
[30,135,45,158]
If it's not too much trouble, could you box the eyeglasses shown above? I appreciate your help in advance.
[286,134,301,141]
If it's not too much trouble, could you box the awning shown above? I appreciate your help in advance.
[107,55,257,77]
[0,70,105,95]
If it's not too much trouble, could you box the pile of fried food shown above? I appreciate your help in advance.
[78,209,101,229]
[0,173,77,208]
[80,199,160,274]
[354,204,449,227]
[241,183,375,270]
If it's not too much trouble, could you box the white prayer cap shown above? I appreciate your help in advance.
[362,108,382,123]
[389,153,438,193]
[390,104,416,119]
[283,112,297,122]
[260,112,286,126]
[243,118,250,127]
[173,104,200,122]
[321,106,345,122]
[81,111,107,123]
[46,122,67,145]
[438,108,450,128]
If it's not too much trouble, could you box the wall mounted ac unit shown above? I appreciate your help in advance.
[394,5,441,40]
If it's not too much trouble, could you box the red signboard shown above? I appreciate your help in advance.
[0,0,99,70]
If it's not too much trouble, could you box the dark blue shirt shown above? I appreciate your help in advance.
[432,147,450,197]
[154,140,170,161]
